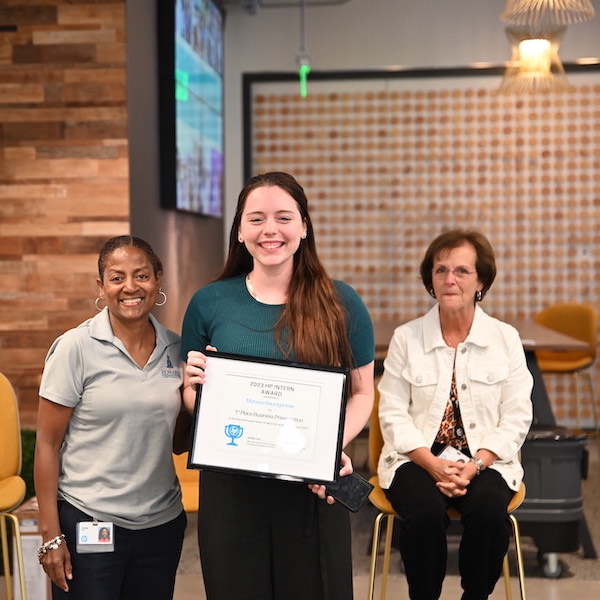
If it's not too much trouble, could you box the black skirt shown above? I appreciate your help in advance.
[197,470,353,600]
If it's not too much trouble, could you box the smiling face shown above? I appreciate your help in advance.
[238,185,307,274]
[431,242,483,316]
[97,246,161,323]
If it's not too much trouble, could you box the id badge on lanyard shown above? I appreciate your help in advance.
[76,520,115,553]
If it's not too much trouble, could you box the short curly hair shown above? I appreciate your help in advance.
[419,229,496,301]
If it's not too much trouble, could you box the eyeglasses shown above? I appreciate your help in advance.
[433,266,476,279]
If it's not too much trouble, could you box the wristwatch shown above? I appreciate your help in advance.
[469,456,486,475]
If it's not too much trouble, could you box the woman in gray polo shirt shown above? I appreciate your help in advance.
[34,236,187,600]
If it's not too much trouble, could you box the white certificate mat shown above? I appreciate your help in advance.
[189,351,349,484]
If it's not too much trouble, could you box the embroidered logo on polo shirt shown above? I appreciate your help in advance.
[161,354,181,379]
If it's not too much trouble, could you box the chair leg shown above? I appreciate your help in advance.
[502,554,512,600]
[509,514,527,600]
[0,513,27,600]
[369,511,526,600]
[367,512,384,600]
[575,371,599,433]
[584,371,598,434]
[380,515,395,600]
[574,371,582,430]
[1,515,12,600]
[368,512,395,600]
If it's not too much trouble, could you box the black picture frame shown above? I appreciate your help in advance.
[189,350,350,485]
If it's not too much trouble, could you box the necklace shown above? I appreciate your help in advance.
[245,275,262,303]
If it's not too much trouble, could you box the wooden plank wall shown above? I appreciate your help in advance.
[0,1,129,428]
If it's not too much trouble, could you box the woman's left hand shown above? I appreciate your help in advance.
[307,451,353,504]
[435,461,473,497]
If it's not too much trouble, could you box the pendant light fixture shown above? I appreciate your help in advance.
[499,26,568,93]
[499,0,596,93]
[501,0,595,27]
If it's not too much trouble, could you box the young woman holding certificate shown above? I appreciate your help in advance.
[182,171,375,600]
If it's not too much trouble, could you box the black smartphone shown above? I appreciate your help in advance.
[327,472,374,512]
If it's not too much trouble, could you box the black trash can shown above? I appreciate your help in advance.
[515,426,589,576]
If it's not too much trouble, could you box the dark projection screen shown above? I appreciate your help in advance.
[158,0,224,217]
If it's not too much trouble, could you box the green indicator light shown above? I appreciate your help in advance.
[298,63,311,98]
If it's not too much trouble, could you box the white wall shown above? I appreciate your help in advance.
[222,0,600,222]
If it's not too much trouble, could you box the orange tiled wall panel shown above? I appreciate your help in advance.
[250,74,600,427]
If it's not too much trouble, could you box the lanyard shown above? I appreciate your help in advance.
[449,380,465,439]
[450,353,465,439]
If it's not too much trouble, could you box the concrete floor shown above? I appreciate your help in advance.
[173,573,600,600]
[4,437,598,599]
[173,434,600,599]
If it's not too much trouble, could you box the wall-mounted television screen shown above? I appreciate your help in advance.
[158,0,224,217]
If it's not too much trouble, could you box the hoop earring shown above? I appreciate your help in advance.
[476,290,483,302]
[95,297,105,312]
[155,289,167,307]
[429,289,436,299]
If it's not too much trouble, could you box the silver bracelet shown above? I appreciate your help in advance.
[37,534,66,564]
[469,456,486,476]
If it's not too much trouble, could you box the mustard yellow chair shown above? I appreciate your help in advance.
[367,387,527,600]
[534,302,598,431]
[0,372,27,600]
[173,451,200,513]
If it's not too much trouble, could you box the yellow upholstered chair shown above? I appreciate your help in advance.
[534,302,598,431]
[0,372,27,600]
[173,451,200,513]
[367,387,527,600]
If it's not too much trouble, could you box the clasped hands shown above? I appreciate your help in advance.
[432,456,477,498]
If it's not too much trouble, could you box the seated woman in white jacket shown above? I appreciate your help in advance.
[377,229,533,600]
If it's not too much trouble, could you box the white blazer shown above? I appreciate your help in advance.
[377,304,533,491]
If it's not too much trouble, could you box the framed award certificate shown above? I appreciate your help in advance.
[188,350,350,485]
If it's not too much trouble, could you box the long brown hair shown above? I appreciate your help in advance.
[218,172,354,368]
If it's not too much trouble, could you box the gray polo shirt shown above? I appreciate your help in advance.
[40,309,184,529]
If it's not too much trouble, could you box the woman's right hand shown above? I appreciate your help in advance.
[425,456,471,497]
[183,346,217,413]
[435,461,471,497]
[408,448,457,484]
[40,541,72,592]
[425,456,457,482]
[34,400,74,591]
[185,346,217,387]
[185,350,209,387]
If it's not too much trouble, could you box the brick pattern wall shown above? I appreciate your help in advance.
[0,1,129,428]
